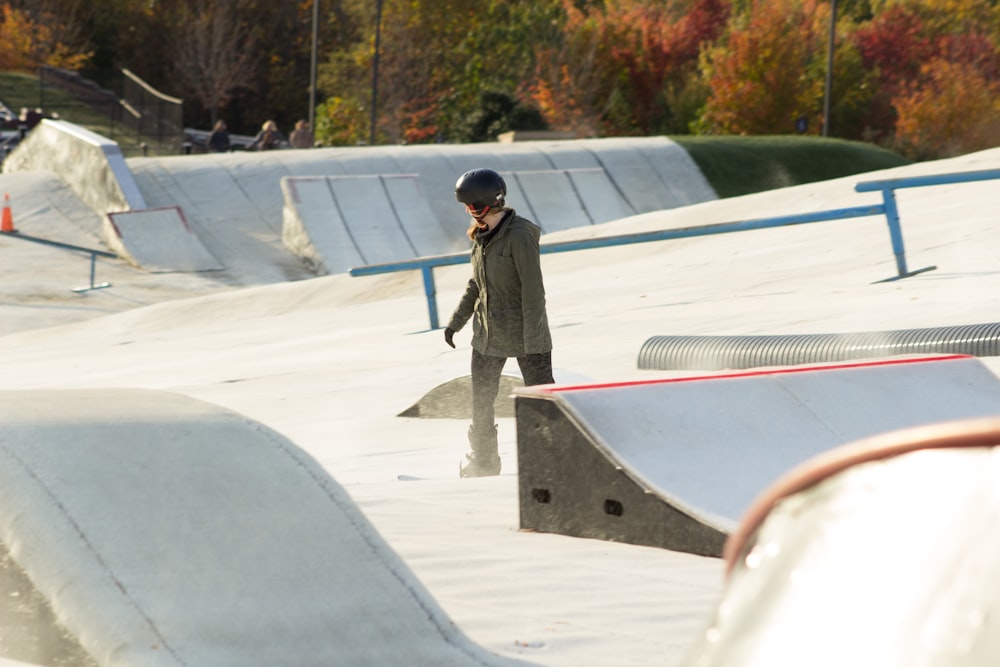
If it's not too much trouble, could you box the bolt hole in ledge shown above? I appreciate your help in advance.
[603,499,624,516]
[532,488,551,504]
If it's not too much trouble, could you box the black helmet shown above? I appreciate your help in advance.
[455,168,506,212]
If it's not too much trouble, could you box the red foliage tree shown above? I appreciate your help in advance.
[894,58,1000,159]
[698,0,829,135]
[529,0,728,137]
[853,5,935,96]
[852,1,1000,155]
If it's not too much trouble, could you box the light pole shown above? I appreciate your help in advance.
[309,0,319,132]
[822,0,838,136]
[370,0,383,145]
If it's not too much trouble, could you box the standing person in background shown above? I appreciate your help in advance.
[443,168,554,477]
[208,120,231,152]
[289,119,314,149]
[248,120,284,150]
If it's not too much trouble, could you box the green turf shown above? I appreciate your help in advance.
[672,134,912,198]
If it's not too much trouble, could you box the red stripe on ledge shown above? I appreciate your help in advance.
[540,354,973,394]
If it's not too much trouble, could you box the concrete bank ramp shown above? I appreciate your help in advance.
[129,136,716,281]
[0,389,531,667]
[1,119,146,215]
[281,174,453,275]
[281,165,648,274]
[105,206,223,272]
[514,355,1000,556]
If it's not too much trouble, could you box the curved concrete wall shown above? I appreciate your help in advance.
[130,137,717,281]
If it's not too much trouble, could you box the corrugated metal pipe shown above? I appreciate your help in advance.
[637,323,1000,371]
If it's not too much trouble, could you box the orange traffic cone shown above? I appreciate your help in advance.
[1,193,14,233]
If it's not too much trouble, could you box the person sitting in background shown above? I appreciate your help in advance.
[248,120,285,151]
[208,120,231,153]
[289,119,314,149]
[19,107,45,131]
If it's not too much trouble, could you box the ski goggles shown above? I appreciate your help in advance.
[464,201,491,217]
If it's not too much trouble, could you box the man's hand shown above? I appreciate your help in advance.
[444,328,456,348]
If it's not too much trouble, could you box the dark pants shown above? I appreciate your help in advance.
[471,349,554,431]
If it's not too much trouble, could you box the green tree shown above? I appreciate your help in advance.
[317,0,563,145]
[456,90,548,143]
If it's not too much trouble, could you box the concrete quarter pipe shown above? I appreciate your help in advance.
[515,355,1000,556]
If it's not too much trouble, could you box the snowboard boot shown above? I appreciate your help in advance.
[460,424,501,478]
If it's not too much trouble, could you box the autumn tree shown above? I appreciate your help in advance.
[317,0,472,145]
[528,0,729,137]
[6,0,93,64]
[607,0,730,134]
[697,0,831,135]
[852,0,1000,156]
[0,2,90,71]
[528,0,611,137]
[13,0,999,156]
[317,0,562,145]
[168,0,258,125]
[893,59,1000,159]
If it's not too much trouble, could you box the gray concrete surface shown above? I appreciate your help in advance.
[105,207,222,272]
[0,127,996,667]
[0,388,531,667]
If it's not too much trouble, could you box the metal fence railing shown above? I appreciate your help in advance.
[38,66,184,155]
[120,68,183,153]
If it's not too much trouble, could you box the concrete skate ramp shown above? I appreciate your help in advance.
[0,389,528,667]
[281,174,454,275]
[514,355,1000,556]
[1,119,146,215]
[128,136,716,283]
[683,417,1000,666]
[105,206,223,272]
[280,166,639,274]
[506,168,633,232]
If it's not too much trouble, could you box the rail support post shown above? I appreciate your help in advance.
[872,185,936,282]
[72,252,112,293]
[421,265,440,330]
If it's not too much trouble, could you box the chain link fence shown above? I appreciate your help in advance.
[38,67,184,156]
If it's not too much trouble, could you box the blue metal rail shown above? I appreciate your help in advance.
[855,167,1000,278]
[1,230,115,292]
[351,167,1000,330]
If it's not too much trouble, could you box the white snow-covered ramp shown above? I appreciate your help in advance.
[0,389,529,667]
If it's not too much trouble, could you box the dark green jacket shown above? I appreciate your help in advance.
[447,209,553,357]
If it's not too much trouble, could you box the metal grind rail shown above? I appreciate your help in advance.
[352,166,1000,330]
[1,230,115,293]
